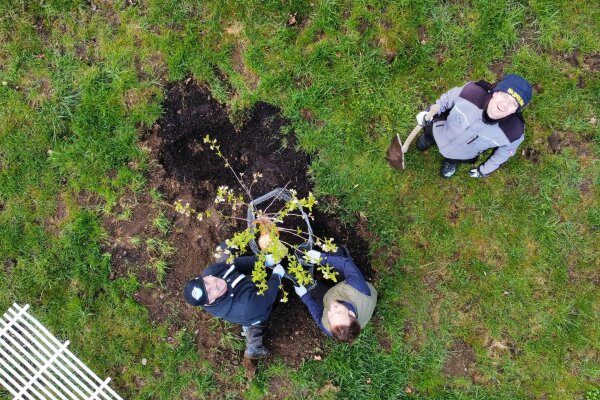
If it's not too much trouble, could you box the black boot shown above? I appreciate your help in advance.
[243,325,270,359]
[417,132,435,151]
[440,159,458,178]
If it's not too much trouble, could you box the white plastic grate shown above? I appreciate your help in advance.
[0,303,124,400]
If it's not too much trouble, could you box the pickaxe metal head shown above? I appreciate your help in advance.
[386,125,424,171]
[386,133,405,170]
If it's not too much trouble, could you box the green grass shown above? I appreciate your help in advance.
[1,0,599,399]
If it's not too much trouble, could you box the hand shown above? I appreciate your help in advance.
[265,254,276,267]
[416,111,428,126]
[304,249,322,265]
[424,104,440,123]
[469,166,487,178]
[294,285,308,297]
[272,264,285,277]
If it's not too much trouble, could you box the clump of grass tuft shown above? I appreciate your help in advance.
[152,211,171,235]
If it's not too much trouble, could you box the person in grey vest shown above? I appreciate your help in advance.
[183,255,285,359]
[416,74,533,178]
[293,249,377,343]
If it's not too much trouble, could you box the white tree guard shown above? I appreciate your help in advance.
[0,303,123,400]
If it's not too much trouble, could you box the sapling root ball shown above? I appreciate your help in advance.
[258,234,272,250]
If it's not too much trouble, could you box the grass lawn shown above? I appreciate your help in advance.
[1,0,599,399]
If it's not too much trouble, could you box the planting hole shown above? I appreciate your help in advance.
[109,79,373,370]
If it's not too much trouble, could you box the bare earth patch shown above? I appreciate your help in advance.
[488,59,508,80]
[231,42,259,90]
[101,79,374,376]
[442,338,476,380]
[583,53,600,72]
[545,131,598,160]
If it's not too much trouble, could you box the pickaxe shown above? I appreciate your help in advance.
[386,124,424,170]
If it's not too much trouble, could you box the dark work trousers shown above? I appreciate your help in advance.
[422,123,479,165]
[242,325,267,355]
[241,288,282,357]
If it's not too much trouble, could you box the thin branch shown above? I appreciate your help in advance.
[277,238,297,249]
[269,193,293,218]
[217,214,252,223]
[276,227,310,241]
[262,180,292,215]
[261,212,306,219]
[208,140,254,202]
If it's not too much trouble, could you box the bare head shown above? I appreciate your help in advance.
[327,300,361,343]
[202,275,227,304]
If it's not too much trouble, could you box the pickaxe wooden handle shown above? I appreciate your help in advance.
[402,124,423,153]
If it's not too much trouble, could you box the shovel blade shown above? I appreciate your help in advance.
[386,134,405,170]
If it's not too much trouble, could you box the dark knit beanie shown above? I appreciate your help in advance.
[493,74,532,111]
[184,277,207,306]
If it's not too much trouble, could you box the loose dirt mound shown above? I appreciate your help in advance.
[104,79,373,374]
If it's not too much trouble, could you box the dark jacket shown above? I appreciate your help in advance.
[200,256,281,327]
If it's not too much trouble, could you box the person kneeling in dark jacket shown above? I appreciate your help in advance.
[184,254,284,359]
[294,249,377,344]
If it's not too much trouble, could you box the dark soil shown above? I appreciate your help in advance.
[231,44,259,90]
[545,131,596,159]
[103,79,373,375]
[357,18,369,35]
[488,60,508,80]
[583,53,600,72]
[547,132,562,154]
[442,338,477,379]
[372,317,392,353]
[522,147,540,164]
[417,26,427,44]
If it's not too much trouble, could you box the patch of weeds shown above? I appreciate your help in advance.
[145,237,174,257]
[145,236,174,283]
[587,388,600,400]
[115,273,140,297]
[218,330,245,352]
[116,206,133,221]
[149,187,163,203]
[130,235,142,247]
[152,259,169,283]
[228,97,252,131]
[152,211,170,235]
